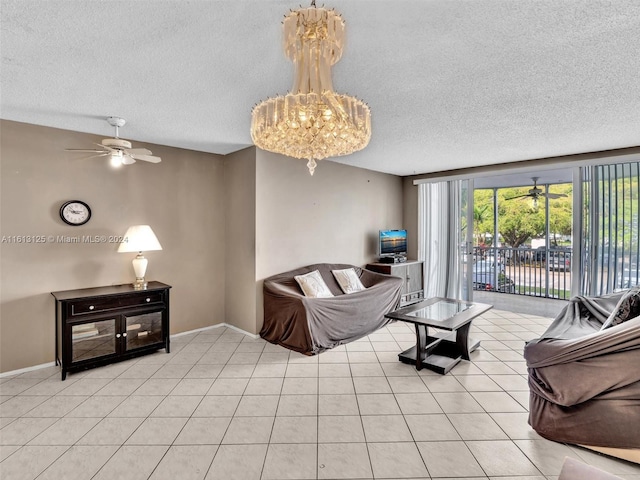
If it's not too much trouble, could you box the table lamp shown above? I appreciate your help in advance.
[117,225,162,289]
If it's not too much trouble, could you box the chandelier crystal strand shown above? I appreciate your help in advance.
[251,4,371,175]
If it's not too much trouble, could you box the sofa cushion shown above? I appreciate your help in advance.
[601,287,640,330]
[294,270,334,298]
[332,268,366,294]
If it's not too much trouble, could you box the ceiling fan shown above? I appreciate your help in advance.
[505,177,568,203]
[66,117,161,166]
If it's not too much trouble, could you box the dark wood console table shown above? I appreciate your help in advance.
[385,297,492,374]
[52,281,171,380]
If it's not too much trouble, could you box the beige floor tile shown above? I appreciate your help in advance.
[282,377,317,395]
[65,395,125,417]
[466,440,541,476]
[353,376,392,394]
[205,444,267,480]
[150,395,203,417]
[108,395,164,417]
[318,377,354,394]
[489,374,529,391]
[362,414,413,442]
[423,375,466,393]
[20,379,77,396]
[318,442,373,479]
[206,378,248,395]
[125,417,188,445]
[28,417,101,445]
[447,413,509,440]
[404,413,461,441]
[433,392,484,413]
[258,353,290,364]
[36,445,118,480]
[318,363,351,377]
[349,363,385,377]
[170,378,214,395]
[318,415,365,443]
[151,364,192,378]
[133,378,180,396]
[218,364,255,378]
[228,352,260,364]
[0,396,47,417]
[262,443,317,480]
[357,393,401,415]
[118,363,162,379]
[251,363,287,378]
[395,392,443,414]
[271,416,317,444]
[382,362,422,377]
[77,417,145,445]
[22,396,88,417]
[235,395,279,416]
[387,376,429,393]
[0,445,68,480]
[347,352,380,364]
[318,394,360,416]
[0,379,45,396]
[0,417,58,445]
[92,445,168,480]
[277,394,318,416]
[319,351,350,363]
[285,363,319,378]
[474,361,518,375]
[367,442,429,478]
[489,412,541,440]
[569,446,640,476]
[184,364,223,379]
[222,416,274,444]
[193,395,240,417]
[174,417,231,445]
[455,374,502,392]
[244,377,284,395]
[149,445,217,480]
[417,440,485,477]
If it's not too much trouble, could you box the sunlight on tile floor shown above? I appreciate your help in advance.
[1,308,640,480]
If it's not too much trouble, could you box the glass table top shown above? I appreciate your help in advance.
[405,299,474,321]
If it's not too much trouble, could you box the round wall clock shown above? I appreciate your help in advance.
[59,200,92,226]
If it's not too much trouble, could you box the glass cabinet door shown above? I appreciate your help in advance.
[124,311,163,351]
[71,319,117,362]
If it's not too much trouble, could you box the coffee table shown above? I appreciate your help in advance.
[385,297,492,374]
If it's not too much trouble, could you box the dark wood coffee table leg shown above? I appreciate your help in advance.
[455,321,473,360]
[415,324,427,370]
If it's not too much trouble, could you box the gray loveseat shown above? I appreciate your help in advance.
[524,290,640,454]
[261,263,403,355]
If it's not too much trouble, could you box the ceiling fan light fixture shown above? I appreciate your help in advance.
[110,151,123,168]
[250,2,371,175]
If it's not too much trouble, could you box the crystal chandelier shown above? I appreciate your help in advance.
[251,1,371,175]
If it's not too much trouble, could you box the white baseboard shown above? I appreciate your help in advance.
[1,323,260,378]
[0,361,57,378]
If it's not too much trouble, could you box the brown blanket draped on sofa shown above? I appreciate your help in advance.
[524,292,640,449]
[261,263,403,355]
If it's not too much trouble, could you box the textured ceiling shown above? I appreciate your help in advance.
[2,0,640,176]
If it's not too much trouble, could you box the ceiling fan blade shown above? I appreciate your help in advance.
[542,193,568,199]
[66,148,107,153]
[71,153,111,161]
[504,194,532,201]
[124,148,152,156]
[130,154,161,163]
[122,155,136,165]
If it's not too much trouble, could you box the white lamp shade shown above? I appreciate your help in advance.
[117,225,162,253]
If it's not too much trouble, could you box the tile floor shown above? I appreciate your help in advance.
[1,308,640,480]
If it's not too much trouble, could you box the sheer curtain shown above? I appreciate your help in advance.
[418,180,464,299]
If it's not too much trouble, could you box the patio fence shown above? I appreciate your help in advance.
[471,246,572,300]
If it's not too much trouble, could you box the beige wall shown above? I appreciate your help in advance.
[255,151,404,331]
[403,176,420,260]
[223,148,257,334]
[0,120,227,372]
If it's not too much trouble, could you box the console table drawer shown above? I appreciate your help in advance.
[70,292,164,316]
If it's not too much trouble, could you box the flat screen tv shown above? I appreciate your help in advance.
[379,229,407,256]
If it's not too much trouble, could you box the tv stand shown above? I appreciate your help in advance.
[379,255,406,264]
[366,260,424,307]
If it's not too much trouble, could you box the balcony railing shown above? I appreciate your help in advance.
[470,246,572,300]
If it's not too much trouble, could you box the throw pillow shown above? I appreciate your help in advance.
[601,286,640,329]
[294,270,334,298]
[332,268,366,294]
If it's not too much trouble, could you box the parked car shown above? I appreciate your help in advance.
[471,261,515,293]
[549,251,571,271]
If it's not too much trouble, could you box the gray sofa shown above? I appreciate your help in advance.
[524,290,640,451]
[260,263,403,355]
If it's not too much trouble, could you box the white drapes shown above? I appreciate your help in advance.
[418,180,464,299]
